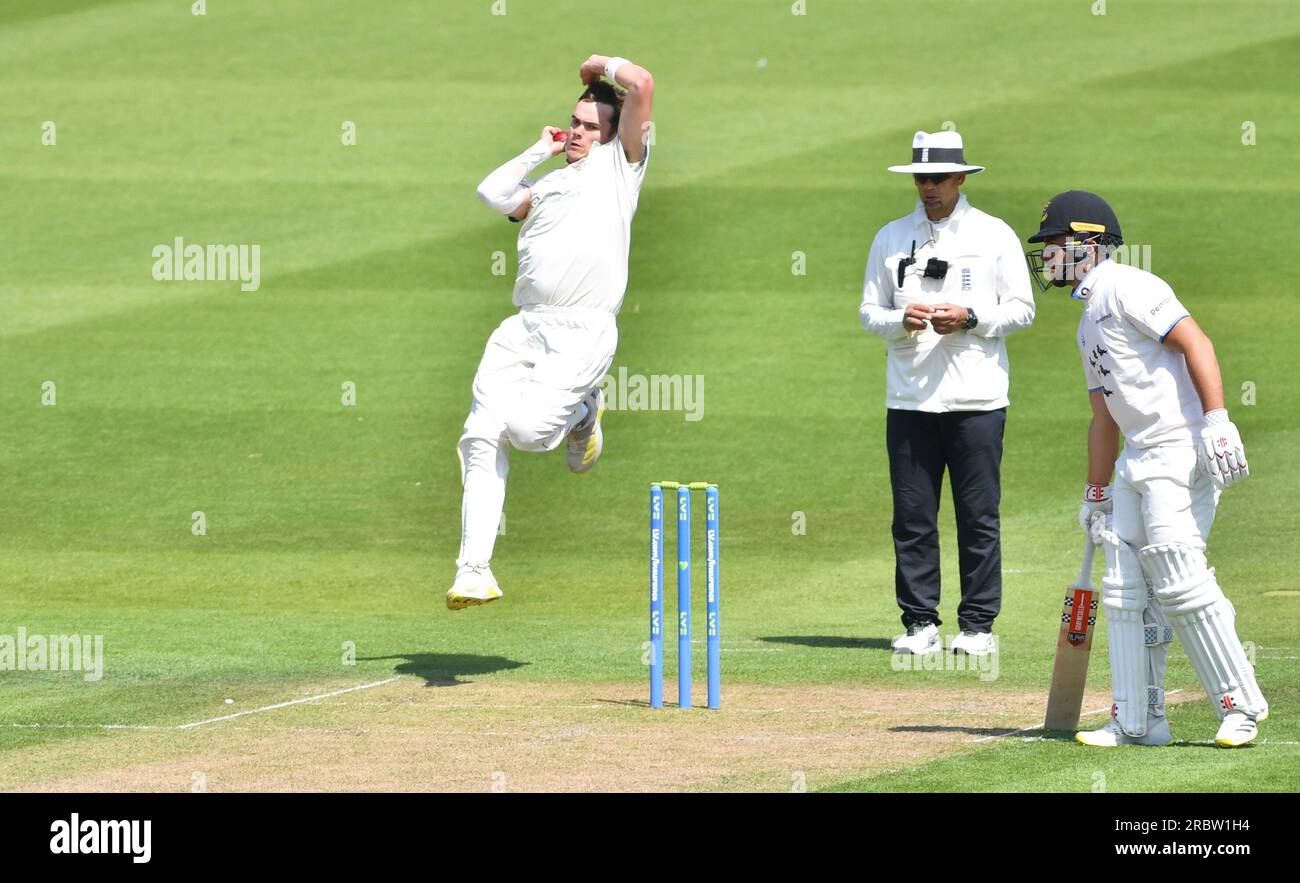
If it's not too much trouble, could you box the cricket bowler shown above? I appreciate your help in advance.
[1027,191,1268,747]
[449,54,653,610]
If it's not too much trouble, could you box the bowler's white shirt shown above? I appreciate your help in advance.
[1075,260,1200,450]
[860,195,1036,411]
[513,135,649,314]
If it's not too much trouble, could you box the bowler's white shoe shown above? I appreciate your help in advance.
[951,630,996,656]
[892,622,941,655]
[446,565,503,610]
[1215,711,1261,748]
[1076,714,1172,747]
[566,388,605,473]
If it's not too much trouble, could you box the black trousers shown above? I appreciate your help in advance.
[886,407,1005,633]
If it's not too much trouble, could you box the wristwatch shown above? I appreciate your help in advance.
[962,308,979,330]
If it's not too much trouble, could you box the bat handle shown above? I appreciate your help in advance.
[1078,537,1097,587]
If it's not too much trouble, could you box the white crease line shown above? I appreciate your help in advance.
[9,723,372,735]
[971,690,1185,743]
[1174,738,1300,747]
[176,677,402,730]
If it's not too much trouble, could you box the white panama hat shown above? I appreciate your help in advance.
[887,130,985,174]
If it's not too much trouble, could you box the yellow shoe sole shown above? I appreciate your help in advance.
[1075,732,1171,747]
[446,589,502,611]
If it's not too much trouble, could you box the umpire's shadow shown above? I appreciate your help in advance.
[359,653,528,687]
[759,636,894,651]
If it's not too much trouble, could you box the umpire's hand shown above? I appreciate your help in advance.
[903,303,933,331]
[929,304,968,335]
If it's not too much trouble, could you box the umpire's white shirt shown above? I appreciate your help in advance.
[859,195,1035,411]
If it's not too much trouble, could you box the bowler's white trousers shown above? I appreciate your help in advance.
[456,306,617,569]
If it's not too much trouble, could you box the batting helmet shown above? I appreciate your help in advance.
[1026,191,1123,291]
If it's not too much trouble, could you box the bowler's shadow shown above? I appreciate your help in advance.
[759,636,894,651]
[359,653,528,687]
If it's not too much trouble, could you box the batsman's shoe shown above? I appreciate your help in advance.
[446,565,503,610]
[1215,711,1261,748]
[1075,714,1172,747]
[566,388,605,474]
[951,630,996,656]
[892,622,940,655]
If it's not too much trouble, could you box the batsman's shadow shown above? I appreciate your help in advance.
[759,636,894,651]
[891,725,1074,741]
[359,653,528,687]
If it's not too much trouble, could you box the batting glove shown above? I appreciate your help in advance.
[1088,510,1114,547]
[1202,409,1249,489]
[1079,483,1112,534]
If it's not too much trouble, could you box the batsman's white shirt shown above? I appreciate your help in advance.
[1076,260,1199,450]
[859,195,1035,412]
[513,135,649,313]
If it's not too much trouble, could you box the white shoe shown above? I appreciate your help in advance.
[892,622,940,655]
[1215,711,1260,748]
[446,565,503,610]
[951,630,996,656]
[1076,713,1172,747]
[566,388,605,473]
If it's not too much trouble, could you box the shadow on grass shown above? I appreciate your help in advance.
[759,636,893,651]
[594,697,653,708]
[359,653,528,687]
[891,725,1074,740]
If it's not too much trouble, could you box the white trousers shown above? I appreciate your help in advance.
[1110,443,1266,722]
[1112,444,1218,551]
[456,306,617,569]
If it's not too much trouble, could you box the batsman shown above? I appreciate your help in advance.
[1027,191,1268,747]
[449,54,653,610]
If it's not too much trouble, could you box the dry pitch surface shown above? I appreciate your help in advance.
[5,679,1171,792]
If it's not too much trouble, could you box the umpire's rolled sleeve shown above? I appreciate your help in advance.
[860,233,909,341]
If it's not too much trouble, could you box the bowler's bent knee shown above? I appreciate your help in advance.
[505,411,567,452]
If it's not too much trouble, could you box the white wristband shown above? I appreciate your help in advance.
[604,56,630,83]
[1083,483,1111,504]
[1204,408,1229,427]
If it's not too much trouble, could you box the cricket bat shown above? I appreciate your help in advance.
[1044,539,1100,731]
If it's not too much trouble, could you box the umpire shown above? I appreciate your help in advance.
[859,131,1035,656]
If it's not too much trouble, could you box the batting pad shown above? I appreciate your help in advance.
[1142,543,1268,720]
[1099,521,1164,733]
[1144,588,1173,716]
